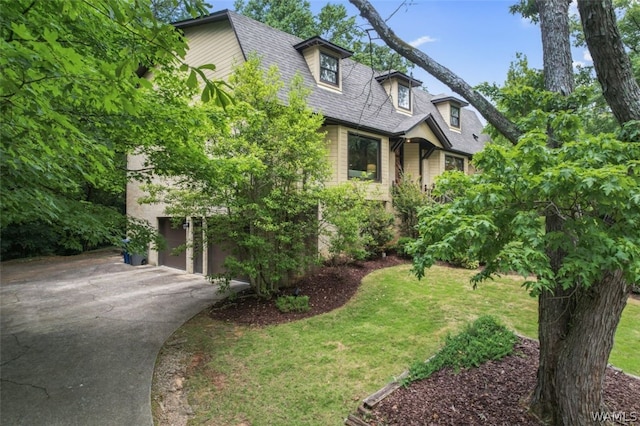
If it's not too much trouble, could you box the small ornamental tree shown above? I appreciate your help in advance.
[146,56,329,297]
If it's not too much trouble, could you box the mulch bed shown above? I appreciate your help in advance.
[207,255,640,425]
[366,338,640,426]
[208,254,407,326]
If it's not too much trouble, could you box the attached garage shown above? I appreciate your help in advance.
[207,243,232,277]
[158,217,187,270]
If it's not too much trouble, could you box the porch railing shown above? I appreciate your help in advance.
[423,184,454,204]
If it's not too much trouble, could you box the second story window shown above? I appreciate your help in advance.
[450,105,460,128]
[320,52,338,85]
[398,84,410,110]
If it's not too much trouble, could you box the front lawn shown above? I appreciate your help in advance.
[170,264,640,426]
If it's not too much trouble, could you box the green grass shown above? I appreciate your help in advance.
[173,264,640,426]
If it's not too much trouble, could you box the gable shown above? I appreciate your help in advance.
[403,122,444,148]
[181,18,243,81]
[176,10,488,157]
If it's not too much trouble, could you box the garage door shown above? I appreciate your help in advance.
[158,217,186,270]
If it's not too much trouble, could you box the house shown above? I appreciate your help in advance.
[126,9,489,274]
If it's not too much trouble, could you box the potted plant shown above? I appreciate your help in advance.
[123,217,166,266]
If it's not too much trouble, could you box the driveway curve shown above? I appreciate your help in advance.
[0,251,246,425]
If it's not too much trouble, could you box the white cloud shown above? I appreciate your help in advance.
[583,50,593,62]
[409,35,436,48]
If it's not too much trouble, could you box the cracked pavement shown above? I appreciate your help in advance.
[0,251,248,425]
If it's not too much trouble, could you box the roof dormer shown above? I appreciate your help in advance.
[431,95,469,132]
[294,36,352,93]
[375,71,422,115]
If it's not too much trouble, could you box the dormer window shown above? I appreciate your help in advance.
[431,95,469,130]
[450,105,460,128]
[375,71,421,114]
[294,37,352,90]
[398,83,410,110]
[320,52,338,85]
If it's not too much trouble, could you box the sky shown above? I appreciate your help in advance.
[210,1,592,96]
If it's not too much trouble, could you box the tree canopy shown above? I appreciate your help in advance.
[0,0,224,258]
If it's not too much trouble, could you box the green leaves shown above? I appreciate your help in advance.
[141,57,327,296]
[1,0,224,256]
[404,316,517,384]
[411,127,640,292]
[182,64,234,106]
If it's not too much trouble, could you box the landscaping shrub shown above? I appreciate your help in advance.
[322,182,394,263]
[449,253,480,270]
[394,237,416,259]
[403,315,517,385]
[391,174,429,238]
[275,295,310,313]
[362,203,395,258]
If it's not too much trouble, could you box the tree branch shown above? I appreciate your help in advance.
[348,0,523,145]
[578,0,640,125]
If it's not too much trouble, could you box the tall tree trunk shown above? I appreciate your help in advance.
[537,0,574,102]
[578,0,640,124]
[531,2,634,424]
[530,1,576,423]
[555,270,630,425]
[538,0,575,415]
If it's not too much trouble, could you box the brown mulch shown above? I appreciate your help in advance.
[367,338,640,426]
[208,254,407,326]
[206,255,640,426]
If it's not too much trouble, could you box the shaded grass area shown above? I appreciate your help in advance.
[174,264,640,426]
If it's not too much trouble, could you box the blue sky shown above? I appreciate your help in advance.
[211,1,592,96]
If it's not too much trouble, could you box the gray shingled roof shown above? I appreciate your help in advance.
[182,10,488,156]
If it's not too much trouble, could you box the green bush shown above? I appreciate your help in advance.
[403,315,517,385]
[391,174,429,238]
[394,237,416,259]
[362,202,395,258]
[321,183,394,263]
[449,254,480,270]
[321,183,370,263]
[275,295,310,313]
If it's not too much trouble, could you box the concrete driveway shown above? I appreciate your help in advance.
[0,251,246,425]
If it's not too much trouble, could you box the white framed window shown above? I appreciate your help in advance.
[320,52,338,85]
[398,83,410,110]
[450,105,460,128]
[348,133,380,181]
